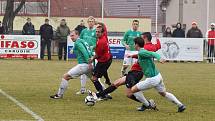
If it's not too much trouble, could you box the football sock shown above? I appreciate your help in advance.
[93,79,103,92]
[121,66,128,76]
[57,78,68,96]
[129,95,141,103]
[165,92,183,107]
[98,78,106,90]
[134,92,150,107]
[80,74,87,89]
[96,85,117,97]
[103,72,111,84]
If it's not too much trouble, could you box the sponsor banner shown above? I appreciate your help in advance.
[153,38,204,61]
[68,36,204,61]
[0,35,41,58]
[67,36,125,59]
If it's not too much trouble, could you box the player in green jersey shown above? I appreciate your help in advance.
[121,20,142,76]
[50,30,94,99]
[130,36,186,112]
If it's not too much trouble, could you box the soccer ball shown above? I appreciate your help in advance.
[85,96,96,106]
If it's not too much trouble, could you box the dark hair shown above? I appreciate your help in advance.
[45,19,49,22]
[134,37,144,47]
[142,32,152,41]
[96,23,105,33]
[133,19,139,23]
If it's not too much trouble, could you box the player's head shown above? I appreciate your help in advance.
[132,20,139,31]
[80,19,85,26]
[70,30,79,42]
[87,16,95,29]
[134,37,144,51]
[96,24,104,38]
[142,32,152,42]
[211,23,215,30]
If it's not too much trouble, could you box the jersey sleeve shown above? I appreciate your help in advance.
[155,39,161,51]
[138,49,161,60]
[122,31,128,46]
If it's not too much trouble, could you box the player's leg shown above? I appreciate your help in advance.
[93,76,126,98]
[76,74,87,94]
[121,50,132,76]
[155,74,186,112]
[50,64,90,99]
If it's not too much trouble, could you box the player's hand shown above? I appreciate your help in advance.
[88,63,93,70]
[159,58,166,64]
[88,57,94,64]
[125,45,130,50]
[126,54,132,58]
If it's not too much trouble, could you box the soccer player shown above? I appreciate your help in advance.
[77,16,97,94]
[88,24,112,97]
[130,36,186,112]
[50,30,93,99]
[77,17,111,94]
[121,20,142,76]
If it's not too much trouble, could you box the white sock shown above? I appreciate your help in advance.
[165,92,183,107]
[98,78,106,90]
[134,91,149,107]
[80,74,87,89]
[57,78,68,96]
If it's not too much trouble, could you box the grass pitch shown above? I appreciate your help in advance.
[0,59,215,121]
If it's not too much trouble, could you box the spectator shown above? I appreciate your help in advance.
[172,22,185,38]
[39,19,53,60]
[75,19,86,35]
[22,18,35,35]
[206,23,215,63]
[186,22,203,38]
[56,19,70,61]
[163,27,172,37]
[0,21,4,34]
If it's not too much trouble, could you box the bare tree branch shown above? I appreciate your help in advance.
[14,0,26,15]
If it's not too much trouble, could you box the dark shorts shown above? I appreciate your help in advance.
[93,57,112,78]
[125,70,144,88]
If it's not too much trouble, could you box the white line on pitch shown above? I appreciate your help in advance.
[0,120,34,121]
[0,89,44,121]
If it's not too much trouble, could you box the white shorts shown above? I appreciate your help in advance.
[136,73,166,92]
[67,63,92,78]
[123,50,138,65]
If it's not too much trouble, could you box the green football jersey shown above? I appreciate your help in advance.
[80,28,97,51]
[122,29,141,51]
[73,38,92,64]
[138,48,161,78]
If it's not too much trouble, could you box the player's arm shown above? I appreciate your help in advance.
[122,31,129,49]
[155,38,161,50]
[139,49,161,60]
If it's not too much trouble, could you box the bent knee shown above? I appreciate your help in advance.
[63,74,71,80]
[159,92,166,97]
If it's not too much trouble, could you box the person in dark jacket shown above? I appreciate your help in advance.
[22,18,35,35]
[75,19,86,35]
[186,22,203,38]
[0,21,4,34]
[39,19,53,60]
[56,19,70,61]
[172,23,185,38]
[163,27,172,37]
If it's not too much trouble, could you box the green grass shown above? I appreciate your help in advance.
[0,59,215,121]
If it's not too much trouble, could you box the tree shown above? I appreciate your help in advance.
[2,0,26,34]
